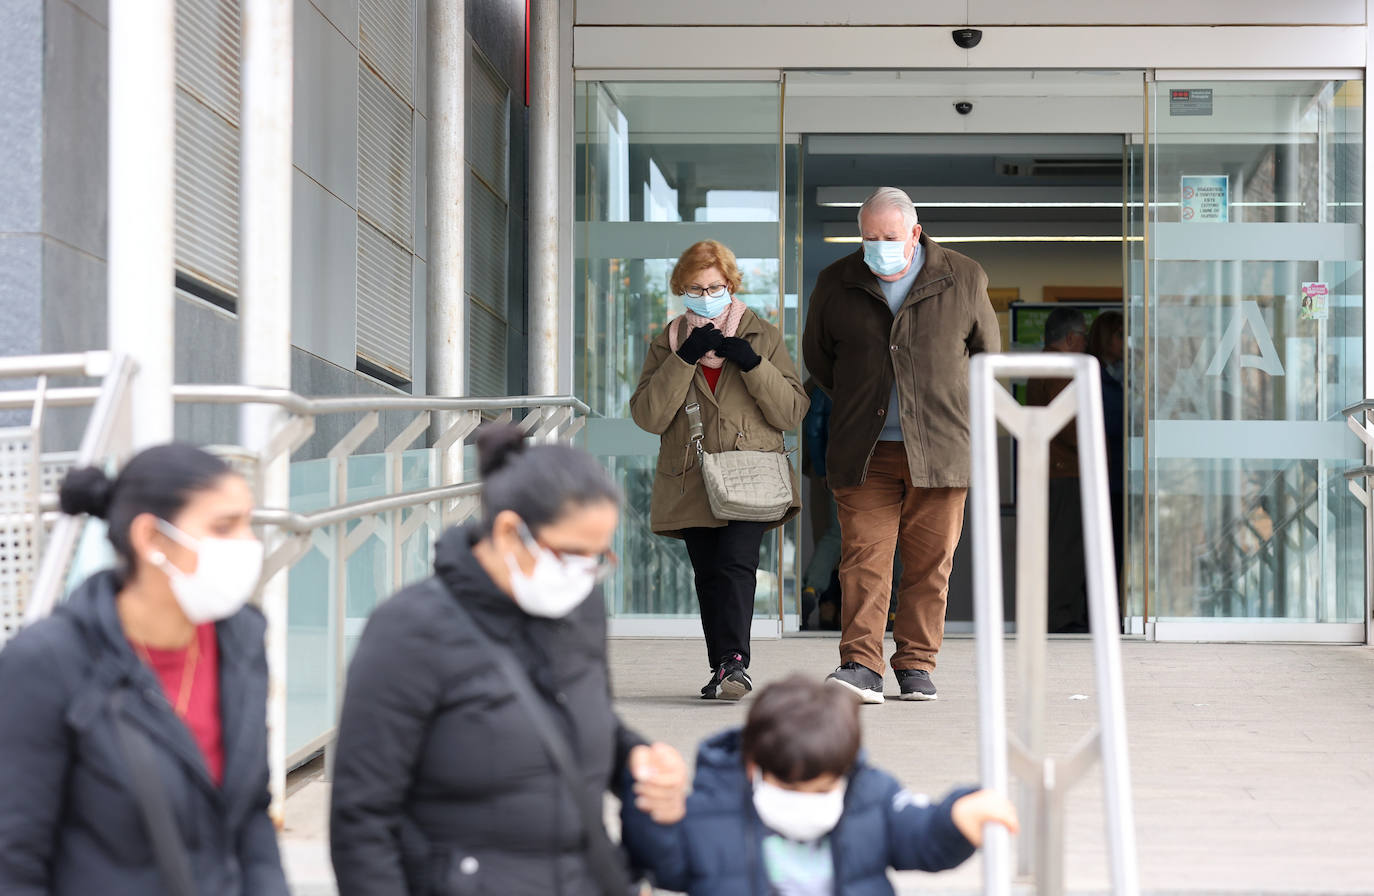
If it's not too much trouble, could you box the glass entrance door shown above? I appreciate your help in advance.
[1143,76,1365,640]
[574,80,798,636]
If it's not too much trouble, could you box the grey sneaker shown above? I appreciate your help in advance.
[826,662,884,704]
[896,669,937,701]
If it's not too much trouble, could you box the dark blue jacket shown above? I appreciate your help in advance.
[622,728,977,896]
[0,571,288,896]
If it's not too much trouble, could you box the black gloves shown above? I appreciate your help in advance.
[677,324,724,364]
[716,337,762,372]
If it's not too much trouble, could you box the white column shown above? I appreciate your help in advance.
[107,0,177,447]
[239,0,294,825]
[428,0,466,483]
[528,0,559,395]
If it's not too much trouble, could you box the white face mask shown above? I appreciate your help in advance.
[752,772,847,842]
[504,522,599,619]
[150,520,263,624]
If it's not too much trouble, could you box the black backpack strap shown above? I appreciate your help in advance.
[427,579,633,896]
[110,691,198,896]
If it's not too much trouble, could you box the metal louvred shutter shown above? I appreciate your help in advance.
[357,63,413,246]
[357,220,413,380]
[467,299,508,398]
[466,50,509,199]
[173,0,241,297]
[464,44,511,397]
[360,0,413,101]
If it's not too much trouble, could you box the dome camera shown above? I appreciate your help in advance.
[954,101,974,115]
[952,28,983,49]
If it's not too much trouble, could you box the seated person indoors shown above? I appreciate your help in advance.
[623,675,1018,895]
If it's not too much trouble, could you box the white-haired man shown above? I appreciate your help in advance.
[803,187,1000,703]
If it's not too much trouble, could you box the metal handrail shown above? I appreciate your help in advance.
[969,352,1139,896]
[172,384,592,417]
[13,352,137,626]
[252,481,481,533]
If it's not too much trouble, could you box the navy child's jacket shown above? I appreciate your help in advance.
[622,727,977,896]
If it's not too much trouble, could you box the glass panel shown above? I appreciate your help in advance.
[1149,79,1364,623]
[575,81,784,624]
[1125,135,1147,623]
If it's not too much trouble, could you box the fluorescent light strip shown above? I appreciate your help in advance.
[819,200,1307,209]
[823,235,1143,244]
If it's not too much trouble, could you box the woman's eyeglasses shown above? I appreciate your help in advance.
[684,284,729,299]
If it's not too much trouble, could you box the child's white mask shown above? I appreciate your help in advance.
[752,772,847,842]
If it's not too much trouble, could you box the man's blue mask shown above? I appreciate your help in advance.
[862,240,911,277]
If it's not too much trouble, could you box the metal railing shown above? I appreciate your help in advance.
[7,367,590,819]
[0,352,136,640]
[969,353,1139,896]
[1342,399,1374,643]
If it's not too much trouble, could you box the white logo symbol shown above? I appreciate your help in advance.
[1205,301,1285,377]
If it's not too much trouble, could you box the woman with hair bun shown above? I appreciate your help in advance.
[0,443,289,895]
[329,424,688,896]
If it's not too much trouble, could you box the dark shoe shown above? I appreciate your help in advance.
[826,662,884,704]
[701,654,752,701]
[896,669,937,701]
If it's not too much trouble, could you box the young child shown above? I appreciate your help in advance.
[622,675,1018,895]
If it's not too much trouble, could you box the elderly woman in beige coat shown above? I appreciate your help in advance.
[630,240,808,700]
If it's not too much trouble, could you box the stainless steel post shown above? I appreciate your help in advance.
[969,355,1013,896]
[108,0,176,447]
[239,0,294,827]
[427,0,466,486]
[528,0,560,395]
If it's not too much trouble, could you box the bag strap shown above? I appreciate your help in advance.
[111,692,198,896]
[428,579,633,896]
[684,380,705,455]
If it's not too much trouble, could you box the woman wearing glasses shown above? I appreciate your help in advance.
[330,424,688,896]
[630,240,808,700]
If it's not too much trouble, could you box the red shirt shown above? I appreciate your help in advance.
[702,365,723,393]
[137,623,224,786]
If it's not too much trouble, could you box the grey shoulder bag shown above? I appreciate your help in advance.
[685,381,793,522]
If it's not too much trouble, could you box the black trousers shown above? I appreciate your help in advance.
[681,521,768,670]
[1047,478,1089,633]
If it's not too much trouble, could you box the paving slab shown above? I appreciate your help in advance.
[282,635,1374,895]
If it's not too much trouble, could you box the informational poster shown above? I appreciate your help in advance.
[1180,175,1229,223]
[1300,282,1329,321]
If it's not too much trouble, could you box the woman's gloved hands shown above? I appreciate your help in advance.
[716,337,761,372]
[676,324,725,364]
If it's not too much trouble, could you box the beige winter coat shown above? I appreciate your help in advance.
[630,308,809,538]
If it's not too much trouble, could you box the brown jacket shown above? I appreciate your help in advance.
[802,236,1001,490]
[630,308,809,538]
[1025,361,1078,479]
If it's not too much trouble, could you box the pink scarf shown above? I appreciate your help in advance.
[667,299,748,369]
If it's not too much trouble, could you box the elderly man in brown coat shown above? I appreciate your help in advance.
[803,187,1000,703]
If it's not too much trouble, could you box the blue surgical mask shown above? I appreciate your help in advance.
[862,240,911,277]
[683,291,732,319]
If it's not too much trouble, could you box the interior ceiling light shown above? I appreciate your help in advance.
[817,200,1306,209]
[822,235,1143,244]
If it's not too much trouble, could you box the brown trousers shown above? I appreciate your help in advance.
[832,442,966,674]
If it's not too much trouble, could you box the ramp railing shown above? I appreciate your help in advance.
[969,353,1139,896]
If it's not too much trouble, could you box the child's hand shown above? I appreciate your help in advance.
[951,789,1019,847]
[628,742,689,824]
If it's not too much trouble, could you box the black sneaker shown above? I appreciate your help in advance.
[700,654,752,701]
[826,662,884,704]
[896,669,937,701]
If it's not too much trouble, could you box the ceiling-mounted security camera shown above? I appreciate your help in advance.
[952,28,983,49]
[954,101,973,115]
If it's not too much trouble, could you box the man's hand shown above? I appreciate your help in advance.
[677,324,724,365]
[628,742,689,824]
[950,789,1019,847]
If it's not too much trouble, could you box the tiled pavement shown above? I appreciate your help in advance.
[282,635,1374,894]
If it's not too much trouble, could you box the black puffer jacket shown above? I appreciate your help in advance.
[0,571,289,896]
[329,523,645,896]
